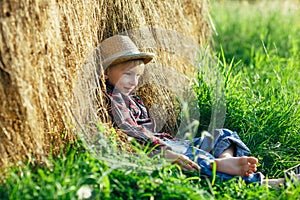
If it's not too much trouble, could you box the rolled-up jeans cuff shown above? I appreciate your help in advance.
[213,129,251,158]
[241,172,265,184]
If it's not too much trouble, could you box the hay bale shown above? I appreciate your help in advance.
[0,0,210,170]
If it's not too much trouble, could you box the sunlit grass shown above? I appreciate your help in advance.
[210,0,300,178]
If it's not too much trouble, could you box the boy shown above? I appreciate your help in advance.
[99,34,262,183]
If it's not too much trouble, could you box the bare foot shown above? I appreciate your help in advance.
[213,156,258,176]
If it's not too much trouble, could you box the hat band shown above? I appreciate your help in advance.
[102,50,147,68]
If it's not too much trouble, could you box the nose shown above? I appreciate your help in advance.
[129,76,139,86]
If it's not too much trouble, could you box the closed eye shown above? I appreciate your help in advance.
[124,72,131,76]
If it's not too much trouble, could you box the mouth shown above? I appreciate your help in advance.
[123,87,134,92]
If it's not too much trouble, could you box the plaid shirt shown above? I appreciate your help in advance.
[106,81,174,153]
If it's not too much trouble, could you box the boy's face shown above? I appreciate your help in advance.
[106,60,145,95]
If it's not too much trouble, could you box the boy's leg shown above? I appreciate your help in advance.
[218,144,235,158]
[212,129,250,158]
[184,146,261,181]
[197,129,251,158]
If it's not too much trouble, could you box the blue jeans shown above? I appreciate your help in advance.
[165,129,263,183]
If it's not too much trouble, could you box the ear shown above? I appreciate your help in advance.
[104,69,109,79]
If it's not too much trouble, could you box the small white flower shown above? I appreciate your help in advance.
[76,185,92,199]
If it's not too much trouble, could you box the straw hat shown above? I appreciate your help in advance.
[99,35,154,69]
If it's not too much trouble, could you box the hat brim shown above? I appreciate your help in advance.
[103,52,154,69]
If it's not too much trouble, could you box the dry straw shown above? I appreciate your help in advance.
[0,0,210,171]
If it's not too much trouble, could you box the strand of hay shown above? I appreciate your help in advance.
[0,0,210,170]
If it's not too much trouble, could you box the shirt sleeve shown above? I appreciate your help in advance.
[108,92,170,153]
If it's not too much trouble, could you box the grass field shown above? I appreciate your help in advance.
[1,0,300,199]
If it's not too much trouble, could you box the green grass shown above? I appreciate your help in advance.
[1,0,300,199]
[209,0,300,178]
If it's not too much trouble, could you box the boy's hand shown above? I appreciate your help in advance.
[164,150,200,172]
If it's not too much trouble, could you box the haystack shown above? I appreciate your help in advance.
[0,0,210,170]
